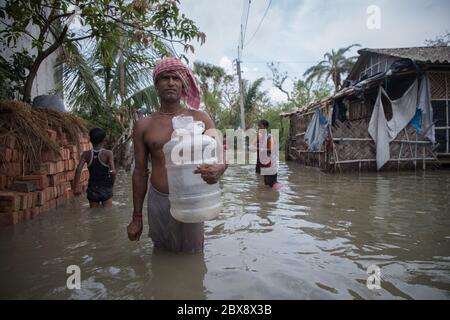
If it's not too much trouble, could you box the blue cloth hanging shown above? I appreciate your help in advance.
[410,108,422,133]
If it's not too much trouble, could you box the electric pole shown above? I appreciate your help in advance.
[236,53,246,130]
[236,0,251,130]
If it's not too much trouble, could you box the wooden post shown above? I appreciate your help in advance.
[423,145,426,170]
[404,128,415,170]
[318,149,321,168]
[398,140,403,171]
[415,132,418,165]
[328,124,342,173]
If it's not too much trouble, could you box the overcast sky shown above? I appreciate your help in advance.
[178,0,450,102]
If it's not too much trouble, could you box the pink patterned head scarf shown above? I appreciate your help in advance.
[153,57,201,110]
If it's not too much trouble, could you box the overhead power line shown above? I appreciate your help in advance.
[236,0,252,130]
[245,60,319,64]
[244,0,273,47]
[243,0,251,43]
[239,0,252,56]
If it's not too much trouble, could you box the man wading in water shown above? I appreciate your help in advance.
[74,128,116,207]
[127,57,227,253]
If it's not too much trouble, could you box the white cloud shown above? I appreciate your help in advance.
[179,0,450,103]
[268,87,288,103]
[219,56,234,74]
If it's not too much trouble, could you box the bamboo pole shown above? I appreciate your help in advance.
[415,131,418,166]
[333,157,436,164]
[423,145,426,170]
[403,128,416,169]
[318,150,321,167]
[398,138,403,170]
[332,137,431,144]
[328,124,342,173]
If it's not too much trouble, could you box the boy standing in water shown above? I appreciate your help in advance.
[74,128,116,207]
[257,119,282,191]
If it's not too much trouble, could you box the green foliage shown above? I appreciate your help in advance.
[303,44,360,92]
[264,61,334,153]
[290,78,332,110]
[0,0,205,100]
[259,105,290,157]
[60,38,161,146]
[242,77,270,128]
[192,61,241,129]
[0,50,33,99]
[215,77,270,131]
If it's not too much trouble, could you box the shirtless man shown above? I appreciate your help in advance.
[126,57,226,253]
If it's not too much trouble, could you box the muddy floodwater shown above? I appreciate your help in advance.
[0,162,449,299]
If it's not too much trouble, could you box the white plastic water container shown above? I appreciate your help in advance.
[162,116,222,223]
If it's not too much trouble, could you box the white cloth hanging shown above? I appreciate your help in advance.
[368,79,418,170]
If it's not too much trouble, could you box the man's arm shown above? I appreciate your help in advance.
[132,118,150,216]
[107,150,116,186]
[73,151,88,195]
[127,118,150,241]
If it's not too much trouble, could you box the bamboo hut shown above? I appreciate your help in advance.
[285,46,450,172]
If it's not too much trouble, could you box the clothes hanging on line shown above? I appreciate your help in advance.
[416,74,435,144]
[368,79,418,170]
[305,108,328,151]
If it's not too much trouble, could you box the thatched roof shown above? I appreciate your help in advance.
[358,46,450,64]
[283,46,450,118]
[0,100,87,171]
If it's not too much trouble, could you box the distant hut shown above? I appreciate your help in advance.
[284,46,450,172]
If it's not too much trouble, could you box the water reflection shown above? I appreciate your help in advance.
[142,250,207,299]
[0,163,449,299]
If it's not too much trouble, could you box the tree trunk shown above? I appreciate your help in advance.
[276,84,291,101]
[124,138,134,171]
[332,70,340,93]
[23,26,68,102]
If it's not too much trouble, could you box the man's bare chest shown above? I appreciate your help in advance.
[143,120,174,152]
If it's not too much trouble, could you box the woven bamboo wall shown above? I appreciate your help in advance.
[288,107,437,172]
[429,71,450,155]
[329,120,435,172]
[429,71,450,100]
[287,112,328,167]
[286,71,448,172]
[348,99,373,121]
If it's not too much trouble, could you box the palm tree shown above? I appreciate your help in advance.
[193,62,227,93]
[242,77,268,128]
[60,37,165,169]
[61,38,162,124]
[193,62,227,123]
[303,44,360,93]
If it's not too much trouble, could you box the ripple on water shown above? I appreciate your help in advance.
[0,165,449,299]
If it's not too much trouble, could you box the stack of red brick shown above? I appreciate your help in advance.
[0,130,91,226]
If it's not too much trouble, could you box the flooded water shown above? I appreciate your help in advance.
[1,162,449,299]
